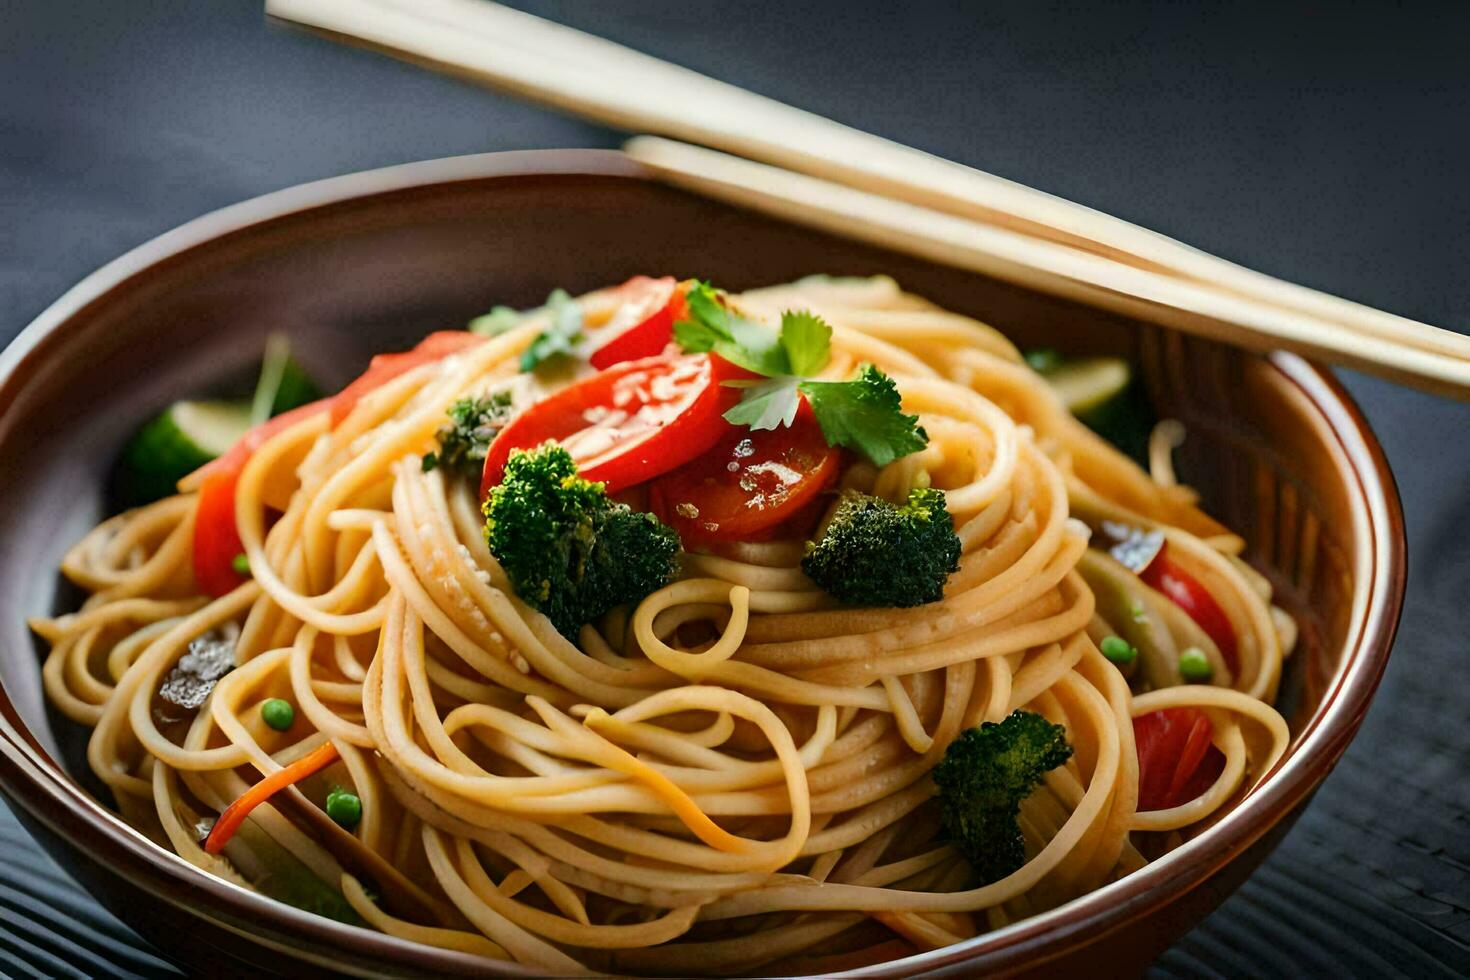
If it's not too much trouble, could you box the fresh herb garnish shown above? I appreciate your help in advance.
[800,365,929,468]
[520,289,584,373]
[674,282,927,467]
[673,282,793,376]
[422,392,515,477]
[468,305,523,337]
[721,375,804,430]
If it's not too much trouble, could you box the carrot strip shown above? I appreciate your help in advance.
[203,741,340,855]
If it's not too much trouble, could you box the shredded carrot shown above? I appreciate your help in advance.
[203,741,340,855]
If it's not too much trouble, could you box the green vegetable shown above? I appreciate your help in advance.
[800,365,929,468]
[118,336,319,506]
[1044,357,1130,415]
[118,400,254,505]
[520,289,584,373]
[1023,347,1064,374]
[325,786,362,830]
[260,698,295,731]
[673,281,795,377]
[674,283,927,467]
[227,820,363,925]
[484,445,681,639]
[231,553,251,577]
[1099,635,1138,665]
[1032,353,1154,463]
[801,488,961,607]
[422,392,515,478]
[1076,549,1182,691]
[468,305,523,337]
[250,333,321,425]
[721,375,804,430]
[932,710,1074,884]
[1179,646,1213,683]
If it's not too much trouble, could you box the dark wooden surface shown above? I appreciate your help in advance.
[2,1,1468,977]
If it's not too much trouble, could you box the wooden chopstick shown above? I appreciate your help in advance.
[266,0,1470,393]
[626,137,1470,398]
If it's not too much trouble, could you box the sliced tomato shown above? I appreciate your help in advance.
[329,331,484,426]
[1139,551,1239,673]
[191,401,328,596]
[192,469,250,597]
[1133,707,1226,811]
[587,276,688,370]
[191,333,484,596]
[647,406,843,544]
[480,352,748,497]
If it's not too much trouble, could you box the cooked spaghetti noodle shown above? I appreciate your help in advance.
[34,276,1293,975]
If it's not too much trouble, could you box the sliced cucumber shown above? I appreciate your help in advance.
[1034,354,1154,463]
[170,400,255,453]
[118,400,252,506]
[1043,357,1131,415]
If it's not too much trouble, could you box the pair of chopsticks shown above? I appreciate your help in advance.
[267,0,1470,399]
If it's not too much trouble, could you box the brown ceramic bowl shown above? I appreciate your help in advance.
[0,150,1404,977]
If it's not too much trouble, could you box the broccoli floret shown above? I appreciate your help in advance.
[483,445,680,639]
[423,392,515,478]
[800,487,961,607]
[932,710,1074,884]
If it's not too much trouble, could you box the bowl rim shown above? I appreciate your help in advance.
[0,148,1407,978]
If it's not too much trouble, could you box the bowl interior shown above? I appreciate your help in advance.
[0,150,1401,976]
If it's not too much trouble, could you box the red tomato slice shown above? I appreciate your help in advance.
[191,401,328,596]
[1133,707,1226,811]
[191,332,484,596]
[192,469,249,597]
[330,331,484,426]
[1139,551,1239,673]
[647,406,843,544]
[480,352,747,497]
[587,276,687,370]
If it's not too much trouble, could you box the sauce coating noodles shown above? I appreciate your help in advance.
[35,276,1291,975]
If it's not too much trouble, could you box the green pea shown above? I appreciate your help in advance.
[1099,635,1138,665]
[260,698,294,731]
[1179,646,1213,683]
[325,786,362,829]
[231,553,251,576]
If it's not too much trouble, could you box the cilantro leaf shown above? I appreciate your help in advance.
[468,305,523,336]
[722,376,802,431]
[779,310,832,377]
[673,285,923,467]
[520,289,584,373]
[799,364,928,467]
[675,282,789,376]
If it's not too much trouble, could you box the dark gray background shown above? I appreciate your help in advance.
[3,1,1469,977]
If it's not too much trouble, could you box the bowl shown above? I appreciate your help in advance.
[0,150,1405,977]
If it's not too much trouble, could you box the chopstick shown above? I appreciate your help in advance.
[626,137,1470,397]
[266,0,1470,395]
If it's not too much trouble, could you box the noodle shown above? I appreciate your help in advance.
[32,275,1292,975]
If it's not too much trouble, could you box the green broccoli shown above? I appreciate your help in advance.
[800,487,961,607]
[483,445,680,639]
[932,710,1074,884]
[422,392,515,478]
